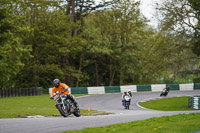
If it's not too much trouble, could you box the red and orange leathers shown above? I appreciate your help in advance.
[51,83,70,97]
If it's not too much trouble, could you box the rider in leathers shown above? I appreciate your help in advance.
[122,91,131,107]
[50,79,78,107]
[163,86,170,94]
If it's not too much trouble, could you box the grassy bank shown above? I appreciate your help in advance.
[64,113,200,133]
[63,96,200,133]
[139,96,196,111]
[0,94,109,118]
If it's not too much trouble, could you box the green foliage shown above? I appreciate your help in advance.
[192,37,200,56]
[80,0,148,86]
[156,0,200,58]
[190,0,200,55]
[0,7,32,89]
[0,0,199,89]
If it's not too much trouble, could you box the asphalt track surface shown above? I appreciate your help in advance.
[1,90,200,133]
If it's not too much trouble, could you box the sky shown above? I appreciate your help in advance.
[95,0,162,27]
[139,0,161,27]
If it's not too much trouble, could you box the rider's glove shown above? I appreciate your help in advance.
[50,97,54,100]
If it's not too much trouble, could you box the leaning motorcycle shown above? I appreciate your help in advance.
[51,90,80,117]
[122,95,130,110]
[160,89,168,97]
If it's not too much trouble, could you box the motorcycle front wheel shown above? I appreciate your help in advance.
[126,102,130,110]
[56,104,69,117]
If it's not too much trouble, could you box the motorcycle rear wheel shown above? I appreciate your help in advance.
[73,106,81,117]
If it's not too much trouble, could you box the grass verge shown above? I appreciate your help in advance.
[62,96,200,133]
[0,94,110,118]
[63,113,200,133]
[139,96,196,111]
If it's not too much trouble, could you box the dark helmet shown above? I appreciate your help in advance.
[166,86,170,91]
[124,91,127,95]
[166,86,170,89]
[53,79,60,88]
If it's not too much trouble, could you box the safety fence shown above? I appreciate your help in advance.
[0,87,43,98]
[188,96,200,109]
[49,83,200,95]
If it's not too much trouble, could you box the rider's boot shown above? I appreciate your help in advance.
[68,94,79,107]
[73,100,79,108]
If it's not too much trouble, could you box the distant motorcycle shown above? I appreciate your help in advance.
[51,91,80,117]
[122,95,131,110]
[160,88,169,97]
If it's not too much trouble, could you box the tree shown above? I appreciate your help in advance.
[65,0,111,36]
[0,7,32,89]
[80,0,149,86]
[155,0,200,56]
[18,1,85,88]
[82,12,112,86]
[107,0,147,85]
[154,0,200,81]
[188,0,200,56]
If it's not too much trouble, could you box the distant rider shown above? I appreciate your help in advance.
[166,86,170,92]
[50,79,78,107]
[163,86,170,93]
[128,90,132,97]
[122,91,131,107]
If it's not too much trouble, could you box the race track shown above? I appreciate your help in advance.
[0,90,200,133]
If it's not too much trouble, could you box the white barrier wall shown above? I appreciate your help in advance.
[68,88,71,94]
[151,84,166,92]
[48,83,198,95]
[180,83,193,91]
[49,88,53,95]
[120,85,137,93]
[88,87,105,94]
[193,97,200,109]
[48,87,71,95]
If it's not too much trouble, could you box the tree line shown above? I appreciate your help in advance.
[0,0,199,90]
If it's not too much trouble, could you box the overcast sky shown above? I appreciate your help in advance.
[139,0,161,27]
[95,0,161,27]
[140,0,156,20]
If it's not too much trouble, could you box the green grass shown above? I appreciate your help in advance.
[139,96,196,111]
[0,94,110,118]
[64,113,200,133]
[1,95,200,133]
[62,96,200,133]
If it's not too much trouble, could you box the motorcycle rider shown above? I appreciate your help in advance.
[128,90,132,97]
[161,86,170,96]
[163,86,170,93]
[166,86,170,92]
[122,91,131,108]
[50,79,78,107]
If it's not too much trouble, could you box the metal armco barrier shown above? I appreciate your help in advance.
[189,96,200,109]
[0,87,43,98]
